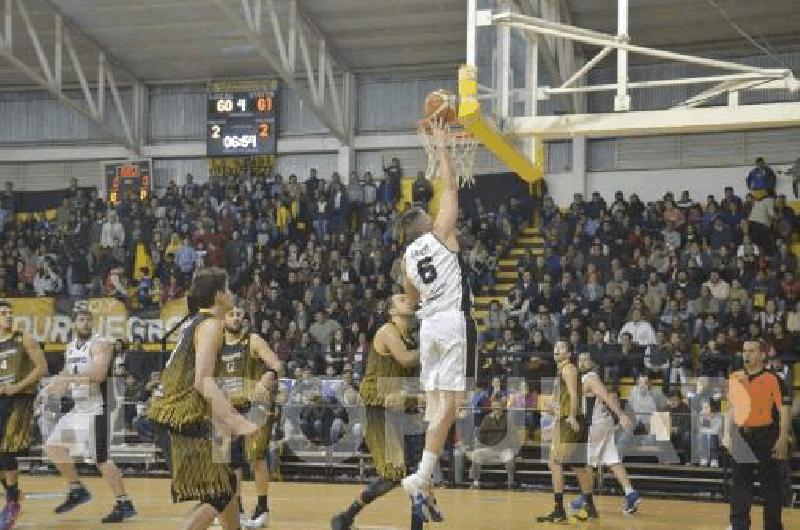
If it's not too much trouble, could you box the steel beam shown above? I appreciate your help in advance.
[213,0,351,142]
[510,101,800,139]
[0,0,142,152]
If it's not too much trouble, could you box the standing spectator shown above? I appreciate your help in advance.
[746,157,777,200]
[382,158,402,205]
[697,401,722,467]
[346,172,365,227]
[626,374,666,435]
[666,392,692,463]
[411,172,434,210]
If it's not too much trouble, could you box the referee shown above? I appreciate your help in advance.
[724,340,791,530]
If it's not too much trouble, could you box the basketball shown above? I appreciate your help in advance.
[423,89,457,124]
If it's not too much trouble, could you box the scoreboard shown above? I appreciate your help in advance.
[207,90,277,156]
[104,160,152,204]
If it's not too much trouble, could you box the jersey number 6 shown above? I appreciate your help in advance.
[416,257,438,284]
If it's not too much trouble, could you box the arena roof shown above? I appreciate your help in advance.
[0,0,797,87]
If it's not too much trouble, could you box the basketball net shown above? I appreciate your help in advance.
[416,118,478,188]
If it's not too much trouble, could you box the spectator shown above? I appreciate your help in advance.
[309,310,342,350]
[626,374,666,435]
[480,300,507,345]
[746,157,777,200]
[620,308,657,347]
[666,391,692,463]
[695,401,722,467]
[411,171,434,209]
[469,396,517,489]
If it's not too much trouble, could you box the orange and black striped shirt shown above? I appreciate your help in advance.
[728,369,790,428]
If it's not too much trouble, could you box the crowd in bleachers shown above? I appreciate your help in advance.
[3,160,800,477]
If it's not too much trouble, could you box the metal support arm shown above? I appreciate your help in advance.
[213,0,353,143]
[0,0,142,152]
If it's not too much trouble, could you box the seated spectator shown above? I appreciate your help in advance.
[136,267,154,308]
[605,332,643,390]
[645,331,671,388]
[309,310,342,349]
[698,339,729,378]
[298,392,349,446]
[105,266,128,299]
[620,308,657,347]
[480,300,507,345]
[469,396,517,489]
[32,259,62,296]
[786,300,800,333]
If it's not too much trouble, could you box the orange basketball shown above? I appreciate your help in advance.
[423,89,457,124]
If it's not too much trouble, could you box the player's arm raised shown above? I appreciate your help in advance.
[401,260,420,309]
[7,333,47,395]
[376,325,419,368]
[431,124,459,250]
[584,372,632,430]
[195,318,256,436]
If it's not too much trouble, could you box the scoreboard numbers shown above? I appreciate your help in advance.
[207,90,277,156]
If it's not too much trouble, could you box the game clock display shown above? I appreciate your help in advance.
[207,90,277,156]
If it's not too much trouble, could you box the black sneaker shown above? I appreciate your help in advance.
[535,506,568,524]
[101,501,136,523]
[573,503,599,521]
[330,511,353,530]
[54,486,91,514]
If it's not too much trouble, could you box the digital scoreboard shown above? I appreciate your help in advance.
[207,90,277,156]
[104,160,152,204]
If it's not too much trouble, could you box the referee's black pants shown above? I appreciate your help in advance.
[730,426,783,530]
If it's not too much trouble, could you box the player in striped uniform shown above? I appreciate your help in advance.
[0,301,47,530]
[217,305,282,528]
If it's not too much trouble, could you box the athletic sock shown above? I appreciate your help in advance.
[417,451,438,481]
[116,495,130,504]
[585,494,595,508]
[69,481,84,492]
[554,492,564,509]
[6,483,19,503]
[344,501,363,519]
[623,485,634,496]
[256,495,269,511]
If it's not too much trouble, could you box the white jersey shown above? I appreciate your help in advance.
[581,371,613,426]
[404,232,469,319]
[64,335,103,407]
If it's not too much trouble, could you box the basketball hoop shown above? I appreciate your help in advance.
[416,118,478,188]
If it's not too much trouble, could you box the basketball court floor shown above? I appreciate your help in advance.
[11,476,798,529]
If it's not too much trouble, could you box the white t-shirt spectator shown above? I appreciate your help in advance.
[702,278,730,301]
[101,219,125,248]
[619,319,657,346]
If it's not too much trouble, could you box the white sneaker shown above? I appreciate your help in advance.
[710,459,719,468]
[401,473,432,498]
[245,510,270,528]
[700,458,708,467]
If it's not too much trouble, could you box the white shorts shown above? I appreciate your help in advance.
[419,310,476,392]
[46,401,104,462]
[586,420,621,467]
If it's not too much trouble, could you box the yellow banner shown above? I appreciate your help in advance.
[8,297,186,345]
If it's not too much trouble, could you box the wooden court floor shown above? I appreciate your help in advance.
[10,476,799,529]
